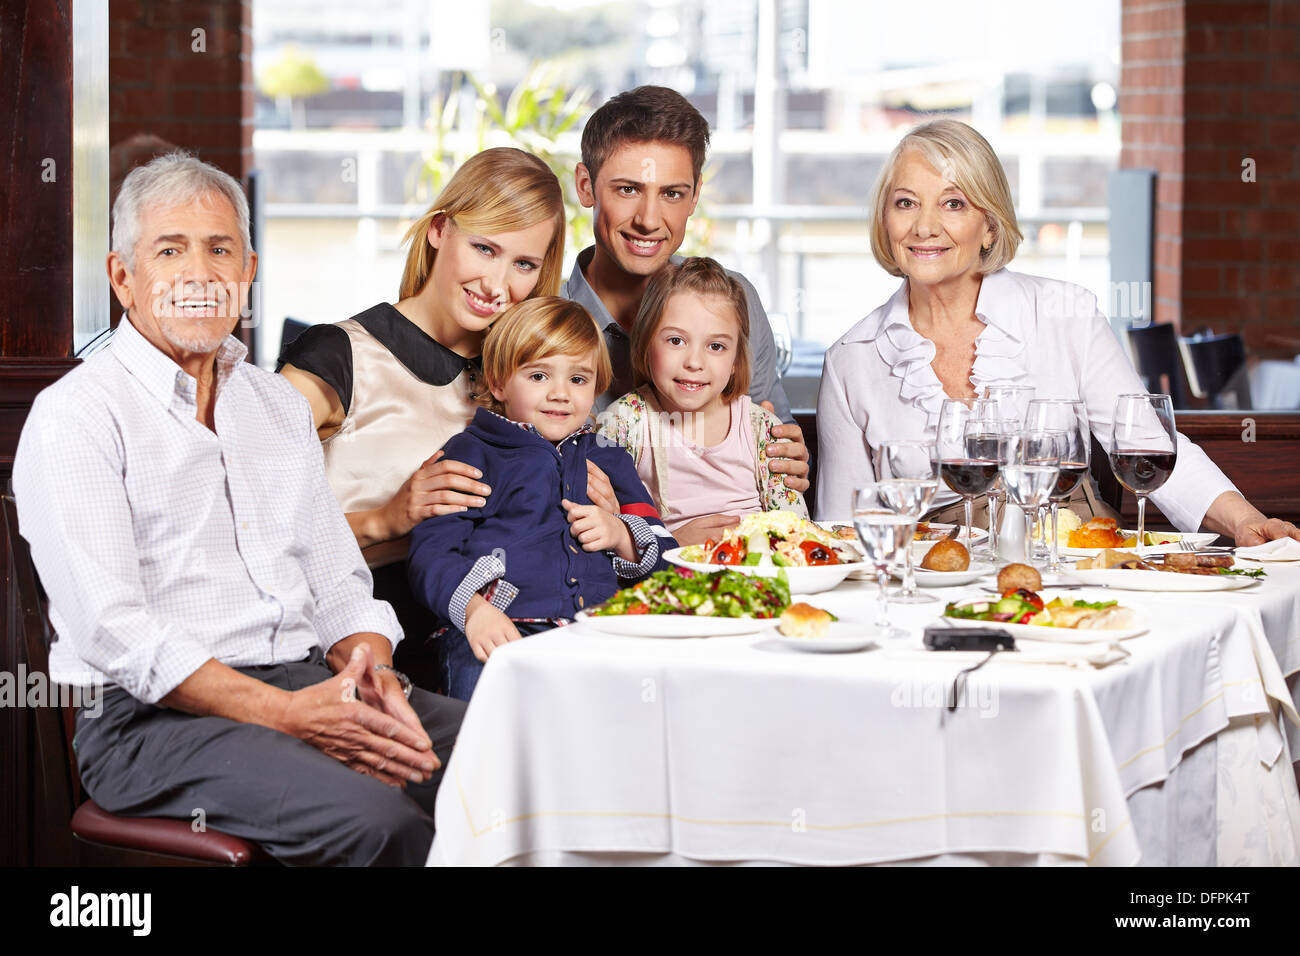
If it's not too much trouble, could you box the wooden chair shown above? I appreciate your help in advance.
[3,494,271,865]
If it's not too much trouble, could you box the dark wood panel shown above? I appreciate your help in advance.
[0,0,74,359]
[0,358,80,485]
[1117,412,1300,528]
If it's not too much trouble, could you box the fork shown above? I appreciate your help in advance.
[1177,539,1234,553]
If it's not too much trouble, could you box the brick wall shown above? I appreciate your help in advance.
[109,0,252,191]
[1121,0,1300,358]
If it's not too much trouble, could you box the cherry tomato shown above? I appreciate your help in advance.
[799,541,840,566]
[625,602,649,615]
[712,542,744,565]
[1001,587,1044,611]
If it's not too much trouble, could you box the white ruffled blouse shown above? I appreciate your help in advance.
[814,268,1238,530]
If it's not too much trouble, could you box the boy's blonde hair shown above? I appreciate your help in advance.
[630,257,751,402]
[399,147,566,301]
[478,297,613,416]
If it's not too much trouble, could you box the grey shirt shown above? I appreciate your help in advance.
[560,247,793,424]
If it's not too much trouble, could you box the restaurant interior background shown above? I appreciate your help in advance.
[1,0,1298,865]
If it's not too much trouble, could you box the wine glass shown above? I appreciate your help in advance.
[936,399,1000,555]
[853,483,918,641]
[1025,399,1090,573]
[769,312,793,377]
[878,441,939,605]
[1001,430,1063,565]
[971,414,1019,561]
[1110,394,1177,553]
[983,385,1036,423]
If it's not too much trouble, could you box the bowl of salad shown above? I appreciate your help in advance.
[664,512,867,594]
[578,567,790,636]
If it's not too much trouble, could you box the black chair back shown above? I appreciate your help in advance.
[1180,333,1249,408]
[1125,322,1189,407]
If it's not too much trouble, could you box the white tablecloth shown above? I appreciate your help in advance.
[429,558,1300,867]
[1250,358,1300,409]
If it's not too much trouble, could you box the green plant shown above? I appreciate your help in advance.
[415,65,593,253]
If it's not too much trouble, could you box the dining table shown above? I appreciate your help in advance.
[427,545,1300,867]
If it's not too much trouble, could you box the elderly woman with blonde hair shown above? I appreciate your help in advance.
[815,119,1298,545]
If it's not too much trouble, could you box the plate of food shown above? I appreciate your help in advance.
[669,512,867,594]
[823,521,988,544]
[770,602,878,652]
[1062,549,1265,592]
[577,567,788,637]
[941,587,1146,642]
[1056,515,1217,557]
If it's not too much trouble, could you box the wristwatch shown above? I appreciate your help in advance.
[374,663,413,699]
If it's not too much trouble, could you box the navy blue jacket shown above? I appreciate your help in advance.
[408,408,676,628]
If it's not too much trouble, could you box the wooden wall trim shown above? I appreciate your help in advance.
[0,358,80,484]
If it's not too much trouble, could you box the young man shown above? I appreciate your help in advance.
[14,153,465,865]
[563,86,811,544]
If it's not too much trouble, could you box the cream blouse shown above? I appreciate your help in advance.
[278,303,480,568]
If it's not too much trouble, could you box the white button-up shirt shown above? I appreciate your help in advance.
[13,317,401,705]
[815,269,1238,530]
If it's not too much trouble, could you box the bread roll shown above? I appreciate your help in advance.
[996,563,1042,592]
[921,538,970,571]
[779,602,834,639]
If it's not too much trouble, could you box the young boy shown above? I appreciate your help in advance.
[408,297,676,700]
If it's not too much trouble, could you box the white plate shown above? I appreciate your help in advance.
[1061,531,1218,558]
[771,621,880,653]
[909,562,997,588]
[1061,565,1262,592]
[663,547,863,594]
[574,609,781,637]
[818,520,987,544]
[941,610,1147,643]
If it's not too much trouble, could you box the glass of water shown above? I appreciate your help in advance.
[1000,431,1063,566]
[878,442,939,605]
[853,483,918,640]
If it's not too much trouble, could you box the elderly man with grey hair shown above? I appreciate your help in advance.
[13,152,466,866]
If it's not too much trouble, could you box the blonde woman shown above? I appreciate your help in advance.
[279,147,566,683]
[815,119,1299,546]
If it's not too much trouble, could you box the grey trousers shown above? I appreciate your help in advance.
[73,650,467,866]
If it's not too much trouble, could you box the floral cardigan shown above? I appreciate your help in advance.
[596,389,808,518]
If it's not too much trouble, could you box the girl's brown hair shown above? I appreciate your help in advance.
[478,297,612,416]
[630,257,750,402]
[399,147,565,301]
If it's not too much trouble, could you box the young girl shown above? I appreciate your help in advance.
[408,298,675,700]
[598,257,808,534]
[277,148,565,687]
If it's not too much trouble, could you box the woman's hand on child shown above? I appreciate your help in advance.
[585,461,622,515]
[562,499,637,561]
[465,598,522,663]
[382,451,493,538]
[759,402,811,493]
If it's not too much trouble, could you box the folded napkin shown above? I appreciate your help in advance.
[1236,537,1300,562]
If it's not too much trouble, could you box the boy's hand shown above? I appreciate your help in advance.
[464,599,522,663]
[562,498,636,561]
[585,461,621,516]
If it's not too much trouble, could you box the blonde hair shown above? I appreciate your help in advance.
[478,297,612,415]
[630,257,751,402]
[868,119,1023,277]
[399,147,565,301]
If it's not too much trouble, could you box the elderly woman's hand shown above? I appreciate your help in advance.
[1234,516,1300,547]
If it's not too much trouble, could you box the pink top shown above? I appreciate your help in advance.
[635,395,764,533]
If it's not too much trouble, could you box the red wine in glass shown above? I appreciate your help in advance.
[1108,450,1177,494]
[1051,462,1089,502]
[940,460,999,497]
